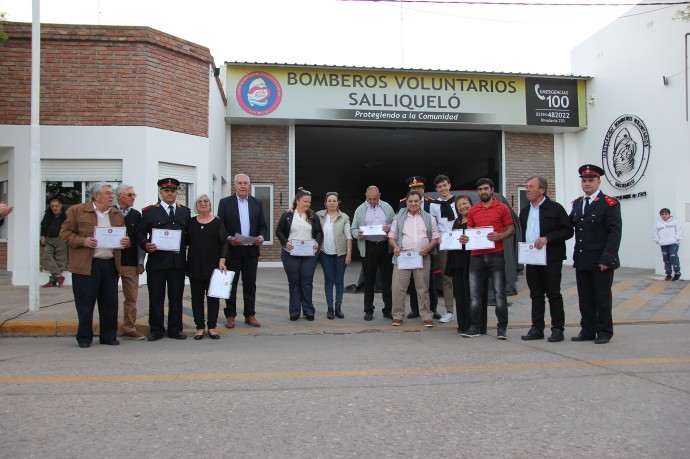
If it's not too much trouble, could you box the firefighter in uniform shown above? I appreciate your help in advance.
[137,178,191,341]
[569,164,622,344]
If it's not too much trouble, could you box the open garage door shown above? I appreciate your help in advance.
[295,125,502,229]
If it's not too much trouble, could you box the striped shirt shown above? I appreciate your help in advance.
[466,199,514,255]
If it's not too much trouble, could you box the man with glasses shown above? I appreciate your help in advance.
[218,173,268,328]
[137,178,191,341]
[60,183,130,348]
[115,184,146,340]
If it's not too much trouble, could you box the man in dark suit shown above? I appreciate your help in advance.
[519,176,574,342]
[569,164,622,344]
[217,173,268,328]
[137,178,191,341]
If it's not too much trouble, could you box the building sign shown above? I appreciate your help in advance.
[525,77,583,127]
[227,65,586,128]
[602,114,651,190]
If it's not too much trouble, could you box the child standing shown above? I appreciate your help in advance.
[654,208,683,281]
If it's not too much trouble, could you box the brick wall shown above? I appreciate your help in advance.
[0,22,214,137]
[231,125,290,261]
[505,132,556,209]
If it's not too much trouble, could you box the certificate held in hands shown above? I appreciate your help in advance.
[361,225,386,236]
[290,239,315,256]
[151,228,182,252]
[518,242,547,265]
[440,230,463,251]
[208,269,236,299]
[465,227,495,251]
[397,250,423,269]
[94,226,127,249]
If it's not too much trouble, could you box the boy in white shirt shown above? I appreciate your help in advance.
[654,208,683,281]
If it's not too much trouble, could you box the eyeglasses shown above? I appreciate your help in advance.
[326,192,338,197]
[99,191,114,196]
[198,200,210,204]
[121,193,137,198]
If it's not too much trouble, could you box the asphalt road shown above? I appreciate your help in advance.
[1,323,689,458]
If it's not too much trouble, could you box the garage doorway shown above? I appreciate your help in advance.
[295,125,502,221]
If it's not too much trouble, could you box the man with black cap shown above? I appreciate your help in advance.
[137,178,191,341]
[569,164,622,344]
[399,176,441,320]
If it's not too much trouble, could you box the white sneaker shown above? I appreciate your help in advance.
[439,312,454,323]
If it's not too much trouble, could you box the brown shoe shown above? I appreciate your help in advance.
[245,316,261,327]
[122,330,146,340]
[423,320,434,328]
[225,317,235,329]
[392,319,403,326]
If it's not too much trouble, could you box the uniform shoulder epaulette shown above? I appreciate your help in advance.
[178,204,188,208]
[424,196,434,201]
[400,197,406,202]
[571,196,583,204]
[142,204,157,212]
[604,196,618,207]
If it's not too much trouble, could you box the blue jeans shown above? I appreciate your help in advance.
[469,252,508,329]
[281,250,319,316]
[661,244,681,275]
[319,252,347,307]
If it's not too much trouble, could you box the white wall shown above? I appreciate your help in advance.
[570,7,690,273]
[208,73,230,210]
[0,125,211,285]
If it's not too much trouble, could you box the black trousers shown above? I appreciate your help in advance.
[575,269,614,339]
[147,268,186,337]
[362,241,392,313]
[72,258,119,345]
[526,261,565,330]
[224,247,259,318]
[190,277,219,329]
[409,252,438,314]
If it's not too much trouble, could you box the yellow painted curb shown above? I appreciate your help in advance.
[1,320,57,336]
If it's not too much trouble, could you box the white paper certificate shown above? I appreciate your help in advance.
[290,239,315,256]
[397,250,423,269]
[208,269,236,299]
[234,233,259,245]
[151,228,182,252]
[94,226,127,249]
[518,242,547,265]
[440,230,464,251]
[361,224,386,236]
[465,227,496,251]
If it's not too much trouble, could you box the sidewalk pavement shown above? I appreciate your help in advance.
[1,262,688,337]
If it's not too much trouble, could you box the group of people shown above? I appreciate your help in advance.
[32,162,632,347]
[56,175,268,347]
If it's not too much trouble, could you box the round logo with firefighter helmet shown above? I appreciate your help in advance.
[236,71,282,116]
[601,114,650,190]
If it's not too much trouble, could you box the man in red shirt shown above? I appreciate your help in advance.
[460,178,514,339]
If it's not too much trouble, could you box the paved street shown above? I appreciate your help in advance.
[1,322,689,458]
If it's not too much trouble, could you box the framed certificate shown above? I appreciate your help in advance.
[290,239,315,256]
[397,250,423,269]
[94,226,127,249]
[465,227,495,251]
[518,242,547,265]
[151,228,182,252]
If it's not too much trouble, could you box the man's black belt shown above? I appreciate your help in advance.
[365,240,387,245]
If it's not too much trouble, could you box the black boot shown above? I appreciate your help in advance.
[335,304,345,319]
[327,308,335,320]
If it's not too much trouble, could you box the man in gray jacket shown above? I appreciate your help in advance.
[351,186,396,320]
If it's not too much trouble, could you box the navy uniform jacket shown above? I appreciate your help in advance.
[217,194,268,259]
[519,196,574,263]
[136,202,191,271]
[569,193,622,271]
